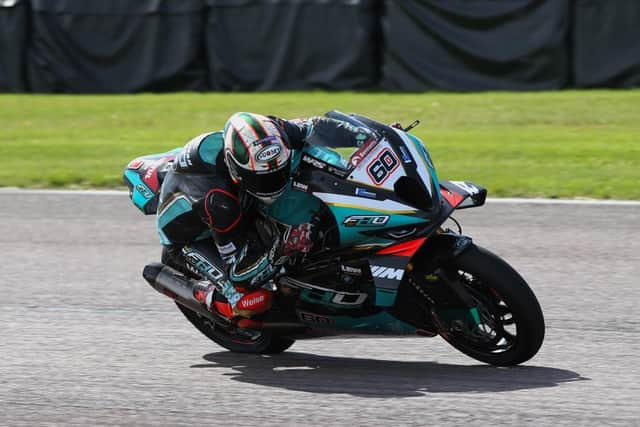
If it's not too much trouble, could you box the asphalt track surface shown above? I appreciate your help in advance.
[1,191,639,426]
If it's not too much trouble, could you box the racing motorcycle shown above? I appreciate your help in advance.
[124,111,544,366]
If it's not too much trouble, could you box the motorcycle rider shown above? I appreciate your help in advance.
[157,112,377,320]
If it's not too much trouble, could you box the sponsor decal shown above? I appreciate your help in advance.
[177,151,192,168]
[302,155,326,170]
[237,289,271,312]
[144,161,160,181]
[399,146,413,163]
[216,242,237,264]
[183,249,225,282]
[366,149,400,185]
[176,139,200,169]
[256,144,282,162]
[327,165,348,178]
[135,184,154,199]
[349,139,377,167]
[340,265,362,276]
[252,135,277,146]
[332,292,368,305]
[355,187,377,199]
[370,265,405,280]
[216,241,236,255]
[420,145,435,169]
[292,181,309,192]
[142,160,161,191]
[343,215,390,227]
[238,294,265,309]
[298,311,334,326]
[128,159,144,170]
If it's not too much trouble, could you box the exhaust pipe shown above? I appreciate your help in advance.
[143,262,219,322]
[143,262,308,332]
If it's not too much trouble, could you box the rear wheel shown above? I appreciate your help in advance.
[426,244,545,366]
[176,303,295,354]
[161,247,295,354]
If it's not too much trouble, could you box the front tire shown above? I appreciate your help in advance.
[431,244,545,366]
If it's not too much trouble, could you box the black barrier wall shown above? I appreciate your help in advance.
[0,0,29,92]
[1,0,639,92]
[573,0,640,88]
[27,0,208,93]
[381,0,570,91]
[206,0,378,91]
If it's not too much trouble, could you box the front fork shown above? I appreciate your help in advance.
[404,232,483,331]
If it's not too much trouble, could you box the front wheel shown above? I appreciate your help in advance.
[429,244,545,366]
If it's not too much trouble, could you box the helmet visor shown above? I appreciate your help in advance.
[237,160,291,199]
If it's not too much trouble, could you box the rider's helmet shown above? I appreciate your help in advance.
[223,112,292,204]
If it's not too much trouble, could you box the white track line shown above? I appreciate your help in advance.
[0,187,639,206]
[0,188,126,196]
[486,198,640,206]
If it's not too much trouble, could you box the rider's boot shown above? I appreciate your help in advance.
[193,281,272,319]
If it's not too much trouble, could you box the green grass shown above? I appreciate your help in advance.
[1,90,639,199]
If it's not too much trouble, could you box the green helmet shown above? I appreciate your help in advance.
[223,112,292,203]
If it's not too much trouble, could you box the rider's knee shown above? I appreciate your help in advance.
[204,189,243,234]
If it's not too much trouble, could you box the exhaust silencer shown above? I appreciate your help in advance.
[143,262,307,332]
[142,262,217,321]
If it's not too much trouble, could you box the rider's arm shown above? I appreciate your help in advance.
[271,116,349,150]
[200,187,283,289]
[271,116,374,150]
[227,237,282,288]
[269,116,312,150]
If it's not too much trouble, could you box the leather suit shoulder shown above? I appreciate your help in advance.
[175,132,224,173]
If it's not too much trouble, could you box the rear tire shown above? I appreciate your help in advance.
[161,247,295,354]
[176,303,296,354]
[431,244,545,366]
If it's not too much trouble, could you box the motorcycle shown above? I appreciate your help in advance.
[124,111,544,366]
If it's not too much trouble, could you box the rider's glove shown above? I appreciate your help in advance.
[281,222,314,257]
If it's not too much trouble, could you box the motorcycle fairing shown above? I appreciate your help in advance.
[364,237,427,307]
[296,309,417,334]
[261,181,324,225]
[325,202,428,247]
[366,253,412,307]
[347,139,407,191]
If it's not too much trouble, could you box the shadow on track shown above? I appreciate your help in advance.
[193,351,586,397]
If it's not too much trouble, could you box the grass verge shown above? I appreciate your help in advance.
[1,90,638,199]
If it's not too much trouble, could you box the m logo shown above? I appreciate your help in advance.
[371,265,405,280]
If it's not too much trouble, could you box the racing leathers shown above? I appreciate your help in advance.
[156,116,375,318]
